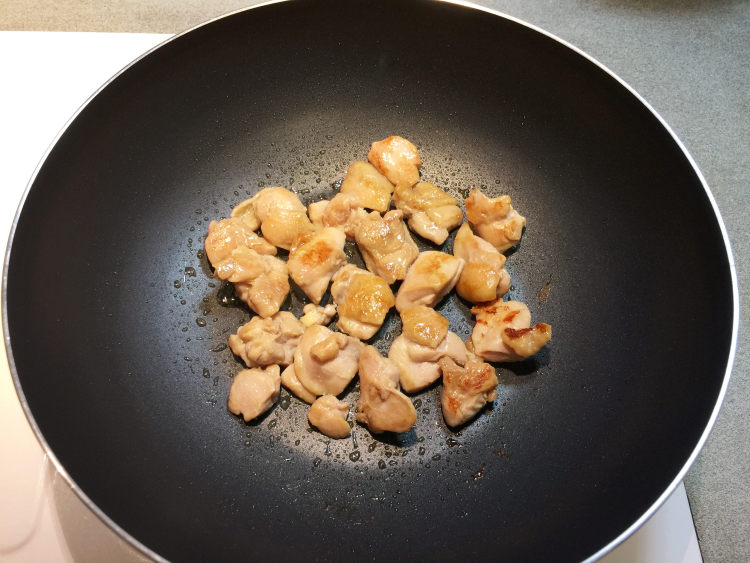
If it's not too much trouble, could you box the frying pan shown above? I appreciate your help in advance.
[3,0,737,560]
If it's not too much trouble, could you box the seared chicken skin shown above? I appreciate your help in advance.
[468,299,551,362]
[287,227,347,304]
[439,356,498,427]
[232,187,314,250]
[227,365,281,422]
[367,135,421,187]
[331,265,395,340]
[308,395,351,439]
[452,223,511,303]
[204,217,276,265]
[395,251,464,313]
[354,210,419,285]
[228,311,303,368]
[393,181,463,245]
[339,161,395,212]
[356,346,417,434]
[464,188,526,252]
[308,193,369,239]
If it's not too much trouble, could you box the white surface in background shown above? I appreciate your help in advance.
[0,31,702,562]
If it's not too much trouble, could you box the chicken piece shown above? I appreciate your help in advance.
[464,188,526,252]
[388,331,467,393]
[400,305,450,348]
[439,356,498,427]
[354,209,419,284]
[452,222,511,302]
[227,365,281,422]
[228,311,303,368]
[393,181,463,245]
[213,246,290,317]
[467,299,551,362]
[356,346,417,434]
[367,135,421,187]
[300,303,337,327]
[307,193,368,238]
[287,227,347,304]
[293,324,363,396]
[204,217,276,266]
[395,251,464,312]
[330,264,395,340]
[232,187,314,250]
[339,161,395,212]
[280,363,317,404]
[308,395,351,439]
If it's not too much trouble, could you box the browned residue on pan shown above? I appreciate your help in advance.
[537,275,553,303]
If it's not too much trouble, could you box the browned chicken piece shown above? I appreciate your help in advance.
[299,303,337,327]
[367,135,421,187]
[395,251,464,312]
[213,246,290,318]
[393,181,463,245]
[388,330,467,393]
[330,264,395,340]
[356,346,417,434]
[287,227,347,304]
[339,161,395,212]
[464,188,526,252]
[307,395,351,439]
[307,193,369,239]
[228,311,303,368]
[232,187,314,250]
[354,209,419,285]
[293,324,363,396]
[439,356,498,427]
[400,305,450,348]
[227,365,281,422]
[280,363,317,404]
[452,222,511,303]
[204,217,276,266]
[467,299,551,362]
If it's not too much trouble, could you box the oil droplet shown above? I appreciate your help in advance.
[279,395,291,410]
[471,464,486,481]
[210,343,227,352]
[431,454,441,461]
[349,451,361,462]
[413,398,422,408]
[202,368,210,378]
[418,447,426,456]
[313,457,322,467]
[184,266,197,277]
[446,437,462,448]
[378,459,386,469]
[367,443,377,453]
[196,318,206,327]
[173,280,182,288]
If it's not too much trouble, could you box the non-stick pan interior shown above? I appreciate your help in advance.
[5,1,734,560]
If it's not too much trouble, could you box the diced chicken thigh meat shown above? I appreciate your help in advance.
[468,299,551,362]
[464,188,526,252]
[439,356,498,427]
[452,223,511,303]
[287,227,347,304]
[308,193,369,239]
[389,330,467,393]
[393,181,463,245]
[395,251,464,312]
[227,365,281,422]
[339,161,395,212]
[354,209,419,285]
[300,303,337,327]
[331,264,395,340]
[232,187,314,250]
[228,311,304,368]
[204,217,276,265]
[356,346,417,434]
[367,135,421,187]
[308,395,351,439]
[280,363,317,404]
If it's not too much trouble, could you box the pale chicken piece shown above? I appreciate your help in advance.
[287,227,347,304]
[293,324,363,396]
[439,356,498,427]
[213,246,290,318]
[299,303,337,327]
[280,363,317,404]
[367,135,421,187]
[356,346,417,434]
[395,251,464,313]
[467,299,551,362]
[354,210,419,284]
[388,331,467,393]
[393,181,463,245]
[204,217,276,266]
[232,187,314,250]
[400,305,450,348]
[227,365,281,422]
[464,188,526,252]
[307,193,368,239]
[452,222,511,303]
[330,264,395,340]
[228,311,303,368]
[339,161,395,212]
[308,395,351,439]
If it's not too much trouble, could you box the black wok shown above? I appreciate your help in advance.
[3,0,736,560]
